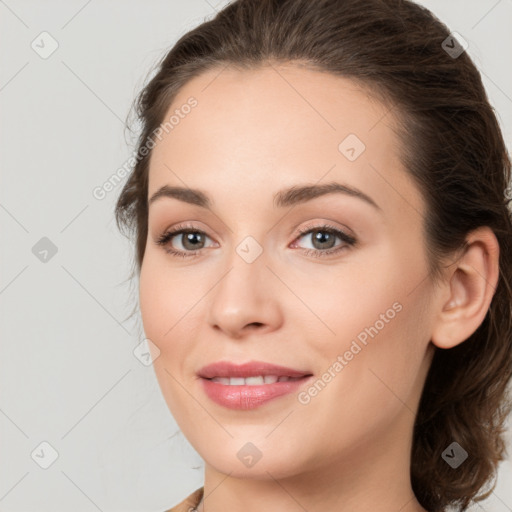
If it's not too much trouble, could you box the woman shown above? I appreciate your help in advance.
[115,0,512,510]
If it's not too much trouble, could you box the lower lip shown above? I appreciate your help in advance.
[200,376,313,410]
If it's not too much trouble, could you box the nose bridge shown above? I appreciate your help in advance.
[206,234,282,336]
[214,235,269,306]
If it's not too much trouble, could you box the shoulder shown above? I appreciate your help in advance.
[162,487,204,512]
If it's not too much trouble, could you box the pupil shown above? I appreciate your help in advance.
[313,231,335,249]
[183,232,204,250]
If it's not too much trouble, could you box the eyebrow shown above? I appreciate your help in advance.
[148,181,381,212]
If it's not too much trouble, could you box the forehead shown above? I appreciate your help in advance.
[147,63,424,221]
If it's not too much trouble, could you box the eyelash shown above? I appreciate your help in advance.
[155,222,357,259]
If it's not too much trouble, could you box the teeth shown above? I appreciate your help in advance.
[209,375,300,385]
[245,376,265,385]
[210,377,230,385]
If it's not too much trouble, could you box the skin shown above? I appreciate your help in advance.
[139,63,500,512]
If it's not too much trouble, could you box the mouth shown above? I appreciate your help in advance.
[197,360,313,410]
[204,374,307,385]
[197,359,313,380]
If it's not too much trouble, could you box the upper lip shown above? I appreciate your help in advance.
[198,360,312,379]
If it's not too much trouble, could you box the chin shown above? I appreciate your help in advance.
[202,443,308,480]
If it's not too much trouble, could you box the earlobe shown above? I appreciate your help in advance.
[431,226,500,350]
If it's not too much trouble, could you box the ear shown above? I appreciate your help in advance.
[431,226,500,349]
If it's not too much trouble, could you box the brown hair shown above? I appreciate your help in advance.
[115,1,512,510]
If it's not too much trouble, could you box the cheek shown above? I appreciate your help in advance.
[305,241,431,405]
[138,255,200,419]
[139,259,168,348]
[138,251,209,374]
[301,245,409,353]
[140,250,190,338]
[294,290,431,464]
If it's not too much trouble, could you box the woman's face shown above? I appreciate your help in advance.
[139,64,438,480]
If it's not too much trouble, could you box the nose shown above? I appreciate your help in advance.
[207,253,284,340]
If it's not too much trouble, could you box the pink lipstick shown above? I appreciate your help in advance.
[197,360,313,410]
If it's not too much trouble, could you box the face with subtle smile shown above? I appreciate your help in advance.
[139,63,438,483]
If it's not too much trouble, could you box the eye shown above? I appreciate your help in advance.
[155,222,215,258]
[292,223,357,258]
[155,222,357,259]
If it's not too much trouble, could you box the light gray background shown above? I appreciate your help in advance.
[1,1,511,511]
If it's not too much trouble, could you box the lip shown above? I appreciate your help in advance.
[197,360,311,379]
[197,360,313,410]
